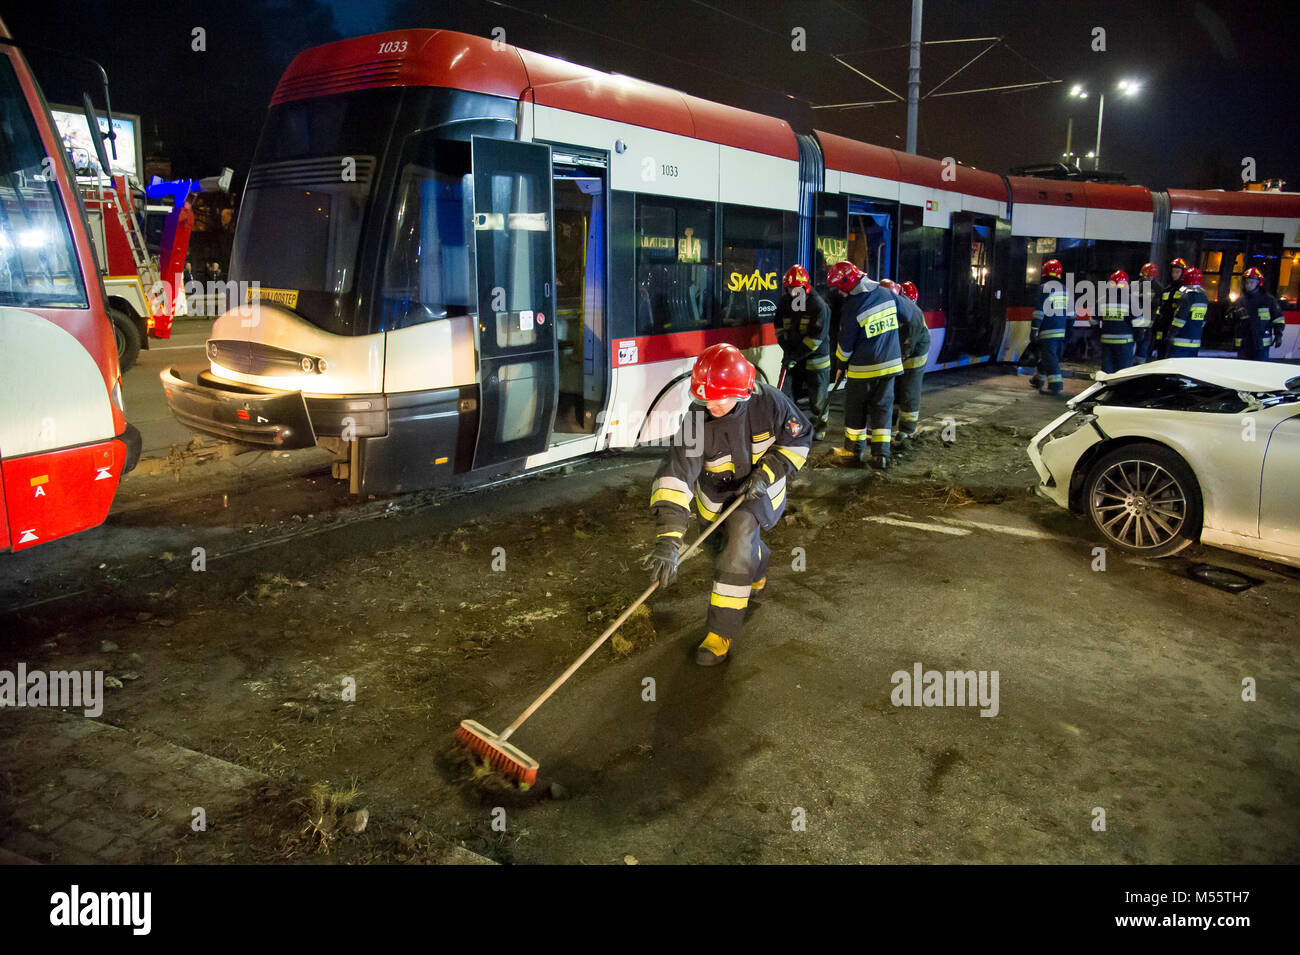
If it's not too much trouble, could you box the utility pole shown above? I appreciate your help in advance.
[1064,116,1073,160]
[906,0,922,153]
[1093,92,1105,170]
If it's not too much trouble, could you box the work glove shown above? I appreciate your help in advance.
[642,538,680,588]
[1273,331,1284,349]
[743,467,770,501]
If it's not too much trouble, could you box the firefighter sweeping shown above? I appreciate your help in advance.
[643,343,811,666]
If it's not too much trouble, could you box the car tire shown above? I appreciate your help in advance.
[110,307,141,372]
[1084,442,1202,558]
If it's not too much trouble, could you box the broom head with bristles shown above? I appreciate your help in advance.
[455,719,540,788]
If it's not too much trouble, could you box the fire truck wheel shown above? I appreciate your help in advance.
[110,307,141,372]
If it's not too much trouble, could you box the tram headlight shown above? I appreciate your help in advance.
[300,356,315,373]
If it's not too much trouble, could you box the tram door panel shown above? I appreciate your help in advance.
[551,159,607,438]
[941,212,995,361]
[987,217,1011,357]
[470,137,558,469]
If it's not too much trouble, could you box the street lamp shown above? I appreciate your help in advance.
[1069,79,1141,170]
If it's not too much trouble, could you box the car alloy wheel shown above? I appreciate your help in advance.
[1089,458,1187,551]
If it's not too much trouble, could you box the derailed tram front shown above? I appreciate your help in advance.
[162,33,556,494]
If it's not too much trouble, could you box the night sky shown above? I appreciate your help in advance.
[7,0,1297,190]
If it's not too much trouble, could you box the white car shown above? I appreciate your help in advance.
[1027,358,1300,567]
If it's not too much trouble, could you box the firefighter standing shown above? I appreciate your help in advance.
[1233,266,1284,360]
[776,265,832,440]
[1029,258,1069,395]
[1153,257,1188,357]
[887,280,930,448]
[827,261,903,468]
[1097,269,1136,373]
[1163,266,1207,358]
[1133,262,1160,363]
[643,344,811,666]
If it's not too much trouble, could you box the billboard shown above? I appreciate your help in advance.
[50,105,143,182]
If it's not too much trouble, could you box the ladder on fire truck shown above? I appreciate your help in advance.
[110,181,156,286]
[87,174,158,289]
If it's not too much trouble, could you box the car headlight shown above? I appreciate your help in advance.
[1047,411,1097,441]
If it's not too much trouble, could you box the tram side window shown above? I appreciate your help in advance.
[898,206,947,312]
[1279,249,1300,306]
[380,142,476,331]
[635,198,714,336]
[720,204,782,327]
[0,60,88,309]
[1018,238,1056,305]
[848,207,893,280]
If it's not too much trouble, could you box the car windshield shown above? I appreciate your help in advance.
[0,57,88,309]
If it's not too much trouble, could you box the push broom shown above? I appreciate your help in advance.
[455,493,748,787]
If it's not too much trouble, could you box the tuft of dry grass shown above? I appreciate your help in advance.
[295,778,362,853]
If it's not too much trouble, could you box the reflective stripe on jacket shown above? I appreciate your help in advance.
[1033,283,1071,339]
[1169,287,1208,349]
[650,382,812,537]
[777,291,831,371]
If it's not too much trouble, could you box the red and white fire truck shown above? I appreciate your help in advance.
[76,171,179,370]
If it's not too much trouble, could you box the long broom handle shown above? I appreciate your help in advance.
[498,493,748,741]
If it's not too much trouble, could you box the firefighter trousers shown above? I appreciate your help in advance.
[1100,341,1134,374]
[844,375,897,459]
[703,508,771,643]
[892,360,927,436]
[783,365,830,433]
[1133,328,1152,364]
[1035,338,1065,394]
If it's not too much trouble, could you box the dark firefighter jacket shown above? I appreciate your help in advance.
[650,382,812,537]
[776,290,832,371]
[1233,287,1284,358]
[1154,280,1185,342]
[893,291,930,363]
[1168,286,1209,352]
[834,280,903,379]
[1031,281,1071,340]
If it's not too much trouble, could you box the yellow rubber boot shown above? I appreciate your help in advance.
[696,632,731,667]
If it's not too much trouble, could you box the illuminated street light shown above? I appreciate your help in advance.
[1068,78,1143,170]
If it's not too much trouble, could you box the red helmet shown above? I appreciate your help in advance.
[1184,266,1202,286]
[1139,262,1159,279]
[1041,258,1063,279]
[900,281,919,302]
[783,264,811,291]
[1244,266,1264,281]
[1109,269,1129,286]
[878,278,899,291]
[826,261,864,293]
[1169,257,1189,272]
[690,343,755,402]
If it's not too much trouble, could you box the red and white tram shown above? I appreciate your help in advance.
[163,28,1300,494]
[0,19,141,552]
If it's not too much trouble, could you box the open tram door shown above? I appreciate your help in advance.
[469,136,558,470]
[939,212,1008,362]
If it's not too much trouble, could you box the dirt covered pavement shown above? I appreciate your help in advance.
[2,368,1298,864]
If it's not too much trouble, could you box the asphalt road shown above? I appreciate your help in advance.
[3,365,1296,864]
[126,320,212,456]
